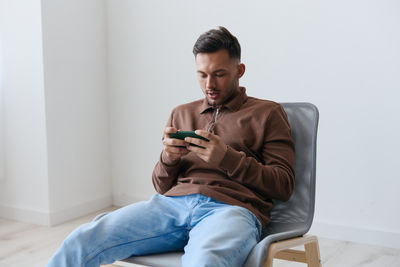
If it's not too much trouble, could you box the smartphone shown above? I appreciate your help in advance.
[168,131,208,148]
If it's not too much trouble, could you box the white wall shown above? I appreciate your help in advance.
[107,0,400,248]
[0,0,50,224]
[0,22,5,181]
[41,0,112,225]
[0,0,112,226]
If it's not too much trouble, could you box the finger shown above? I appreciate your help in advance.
[184,137,209,149]
[163,137,187,147]
[194,130,214,141]
[168,148,190,160]
[163,127,178,141]
[186,142,208,154]
[186,144,205,155]
[164,127,178,134]
[186,145,209,162]
[165,145,189,154]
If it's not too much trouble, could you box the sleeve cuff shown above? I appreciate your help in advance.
[161,150,181,167]
[219,146,243,174]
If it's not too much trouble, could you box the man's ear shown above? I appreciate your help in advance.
[237,63,245,78]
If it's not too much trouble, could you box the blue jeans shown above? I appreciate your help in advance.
[47,194,262,267]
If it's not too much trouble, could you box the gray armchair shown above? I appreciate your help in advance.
[108,102,320,267]
[243,102,320,267]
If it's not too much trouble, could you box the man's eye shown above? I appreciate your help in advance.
[215,73,225,78]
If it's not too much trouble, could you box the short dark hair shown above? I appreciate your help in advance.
[193,26,241,61]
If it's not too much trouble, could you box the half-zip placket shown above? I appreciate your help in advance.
[207,108,221,132]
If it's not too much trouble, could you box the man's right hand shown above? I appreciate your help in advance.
[162,127,190,163]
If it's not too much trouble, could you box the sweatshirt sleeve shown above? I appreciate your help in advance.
[152,109,181,194]
[218,104,295,201]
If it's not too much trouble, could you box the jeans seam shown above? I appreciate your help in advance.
[83,228,187,265]
[186,196,201,232]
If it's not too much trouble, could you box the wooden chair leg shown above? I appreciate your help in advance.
[305,237,321,267]
[263,235,321,267]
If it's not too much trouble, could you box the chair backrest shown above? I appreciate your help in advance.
[267,103,319,235]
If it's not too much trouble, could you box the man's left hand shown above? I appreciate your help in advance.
[184,130,228,166]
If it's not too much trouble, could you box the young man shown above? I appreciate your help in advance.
[47,26,295,267]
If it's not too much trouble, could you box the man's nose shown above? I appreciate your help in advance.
[206,76,216,89]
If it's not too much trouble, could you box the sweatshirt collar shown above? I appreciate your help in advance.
[199,86,248,114]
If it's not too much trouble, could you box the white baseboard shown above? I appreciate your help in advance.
[0,195,113,226]
[0,203,51,225]
[309,221,400,249]
[49,195,113,226]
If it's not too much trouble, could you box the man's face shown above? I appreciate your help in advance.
[195,49,245,107]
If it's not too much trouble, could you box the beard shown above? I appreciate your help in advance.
[206,79,238,107]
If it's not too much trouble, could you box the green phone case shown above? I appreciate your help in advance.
[168,131,209,148]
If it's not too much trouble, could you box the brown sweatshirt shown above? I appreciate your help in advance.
[152,87,295,229]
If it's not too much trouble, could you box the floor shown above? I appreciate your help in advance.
[1,206,399,267]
